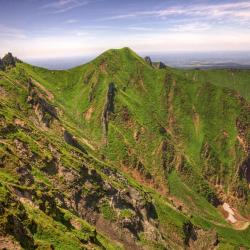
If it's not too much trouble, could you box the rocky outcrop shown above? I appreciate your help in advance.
[1,53,19,70]
[239,156,250,185]
[0,190,36,250]
[183,221,218,249]
[153,61,166,69]
[27,79,58,127]
[102,82,116,143]
[63,130,87,154]
[183,221,197,246]
[48,163,162,247]
[144,56,152,66]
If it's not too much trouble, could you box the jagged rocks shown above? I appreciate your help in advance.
[1,53,19,70]
[27,79,58,128]
[144,56,152,66]
[102,82,116,143]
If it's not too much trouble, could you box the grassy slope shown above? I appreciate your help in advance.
[19,48,249,196]
[1,47,250,248]
[175,68,250,101]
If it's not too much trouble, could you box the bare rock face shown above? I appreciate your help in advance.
[144,56,152,66]
[102,82,116,142]
[183,221,219,249]
[239,156,250,185]
[1,52,18,69]
[154,61,166,69]
[27,79,58,128]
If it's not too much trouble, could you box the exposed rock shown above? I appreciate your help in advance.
[102,82,116,143]
[27,79,58,127]
[1,53,18,69]
[239,156,250,185]
[5,214,35,250]
[0,124,18,138]
[0,193,36,250]
[14,139,32,159]
[183,221,197,246]
[153,61,166,69]
[63,130,87,154]
[16,165,34,186]
[144,56,152,66]
[41,157,59,176]
[189,229,218,250]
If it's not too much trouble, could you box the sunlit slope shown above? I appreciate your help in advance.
[3,47,249,248]
[18,48,249,208]
[176,68,250,101]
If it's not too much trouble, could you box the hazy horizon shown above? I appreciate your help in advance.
[22,50,250,70]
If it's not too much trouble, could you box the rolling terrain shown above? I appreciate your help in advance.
[0,48,249,249]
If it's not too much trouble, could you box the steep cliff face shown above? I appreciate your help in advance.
[102,82,116,143]
[0,48,250,249]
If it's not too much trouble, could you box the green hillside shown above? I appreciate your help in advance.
[0,48,249,249]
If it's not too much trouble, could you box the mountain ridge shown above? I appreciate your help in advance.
[0,48,249,249]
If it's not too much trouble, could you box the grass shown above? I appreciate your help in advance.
[0,47,249,249]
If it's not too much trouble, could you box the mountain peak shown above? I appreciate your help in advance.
[90,47,148,71]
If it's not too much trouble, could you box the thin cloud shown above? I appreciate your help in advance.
[40,0,90,14]
[65,19,78,24]
[0,25,26,39]
[127,26,154,31]
[168,23,211,33]
[105,1,250,22]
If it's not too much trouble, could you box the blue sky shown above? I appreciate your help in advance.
[0,0,250,59]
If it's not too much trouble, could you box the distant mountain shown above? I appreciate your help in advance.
[0,48,249,249]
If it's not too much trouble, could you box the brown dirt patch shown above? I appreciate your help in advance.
[84,107,94,121]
